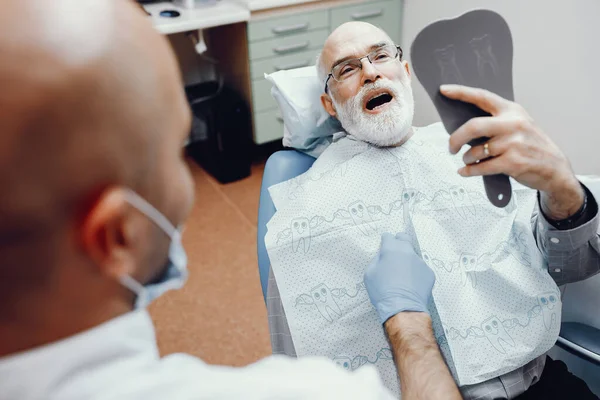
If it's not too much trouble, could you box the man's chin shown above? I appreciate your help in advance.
[368,135,410,148]
[349,127,412,148]
[345,115,414,147]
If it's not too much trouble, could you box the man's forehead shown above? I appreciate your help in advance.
[323,24,392,69]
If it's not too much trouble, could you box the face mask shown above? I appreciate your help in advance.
[119,189,188,308]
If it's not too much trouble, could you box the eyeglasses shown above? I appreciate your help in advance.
[324,44,403,94]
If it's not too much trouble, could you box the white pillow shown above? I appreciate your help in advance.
[265,66,343,158]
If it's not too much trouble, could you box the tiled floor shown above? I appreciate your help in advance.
[148,160,272,367]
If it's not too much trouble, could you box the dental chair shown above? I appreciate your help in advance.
[256,153,600,394]
[257,150,315,299]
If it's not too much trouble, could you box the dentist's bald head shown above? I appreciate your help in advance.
[0,0,194,355]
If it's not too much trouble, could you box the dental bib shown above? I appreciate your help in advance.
[265,123,561,393]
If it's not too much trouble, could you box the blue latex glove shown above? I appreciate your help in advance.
[364,232,436,324]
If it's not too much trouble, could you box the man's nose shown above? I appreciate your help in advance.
[361,58,381,85]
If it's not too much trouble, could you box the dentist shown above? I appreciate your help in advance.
[0,1,457,399]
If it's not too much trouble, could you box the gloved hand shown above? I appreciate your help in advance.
[364,233,436,324]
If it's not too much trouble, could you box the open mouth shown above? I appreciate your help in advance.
[365,92,393,111]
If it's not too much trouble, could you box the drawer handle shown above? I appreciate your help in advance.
[274,60,310,71]
[273,41,310,54]
[272,22,309,35]
[351,9,384,20]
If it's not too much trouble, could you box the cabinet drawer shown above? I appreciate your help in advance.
[249,10,328,42]
[253,110,284,144]
[331,0,402,43]
[252,78,278,113]
[249,28,329,61]
[250,49,316,80]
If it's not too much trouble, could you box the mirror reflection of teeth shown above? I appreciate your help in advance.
[434,44,464,85]
[470,34,500,78]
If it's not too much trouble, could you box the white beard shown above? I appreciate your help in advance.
[332,78,415,147]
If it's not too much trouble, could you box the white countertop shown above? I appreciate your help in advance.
[144,1,250,34]
[246,0,319,11]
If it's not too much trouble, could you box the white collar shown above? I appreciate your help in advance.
[0,310,158,400]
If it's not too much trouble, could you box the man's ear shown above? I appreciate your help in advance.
[321,93,337,118]
[403,61,411,78]
[80,187,140,280]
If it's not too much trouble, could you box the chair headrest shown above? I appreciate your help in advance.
[265,66,343,158]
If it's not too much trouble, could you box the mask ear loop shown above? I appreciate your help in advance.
[119,274,150,308]
[123,189,177,239]
[119,189,187,308]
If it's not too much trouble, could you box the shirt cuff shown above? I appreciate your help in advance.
[537,185,599,252]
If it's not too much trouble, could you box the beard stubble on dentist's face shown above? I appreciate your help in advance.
[321,25,415,147]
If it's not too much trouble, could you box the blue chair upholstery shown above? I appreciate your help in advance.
[257,150,315,302]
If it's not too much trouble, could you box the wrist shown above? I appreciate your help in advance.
[375,296,430,324]
[541,175,584,220]
[384,312,433,338]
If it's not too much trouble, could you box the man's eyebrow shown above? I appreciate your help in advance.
[329,42,390,71]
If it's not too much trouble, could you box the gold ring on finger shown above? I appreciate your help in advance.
[483,142,490,157]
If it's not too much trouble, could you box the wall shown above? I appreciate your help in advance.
[401,0,600,174]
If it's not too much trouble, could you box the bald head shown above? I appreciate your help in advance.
[317,22,393,84]
[0,0,194,349]
[0,0,188,242]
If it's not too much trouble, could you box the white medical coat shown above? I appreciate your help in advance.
[0,310,395,400]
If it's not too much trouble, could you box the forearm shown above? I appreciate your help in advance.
[385,313,461,400]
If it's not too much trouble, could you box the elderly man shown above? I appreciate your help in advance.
[0,1,463,399]
[266,21,600,399]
